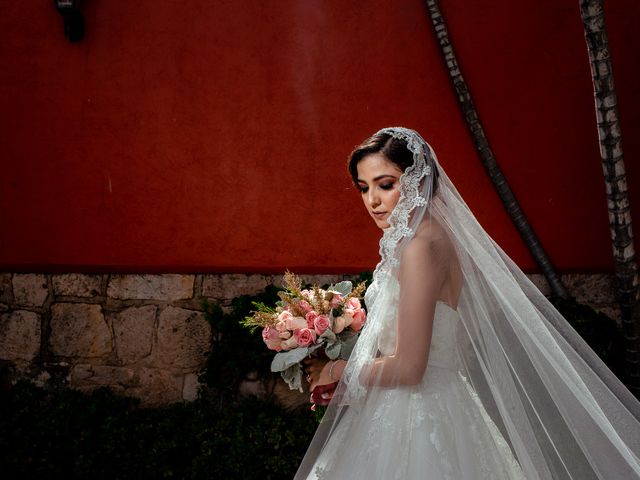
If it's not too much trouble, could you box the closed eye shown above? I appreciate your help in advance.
[358,182,394,193]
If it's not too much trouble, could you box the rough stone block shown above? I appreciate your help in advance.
[182,373,200,401]
[50,303,112,357]
[526,274,551,297]
[156,306,210,370]
[52,274,102,297]
[0,310,41,361]
[71,363,94,381]
[238,378,266,398]
[107,274,194,301]
[270,376,308,410]
[70,364,137,387]
[92,365,137,385]
[113,305,156,364]
[562,274,615,304]
[202,274,270,299]
[129,368,183,406]
[13,274,48,307]
[0,273,12,303]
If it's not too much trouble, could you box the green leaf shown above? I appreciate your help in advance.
[325,340,341,360]
[281,363,303,391]
[319,328,336,343]
[327,281,352,296]
[337,332,359,359]
[270,343,322,372]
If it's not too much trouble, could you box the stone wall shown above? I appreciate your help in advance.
[0,272,620,406]
[0,273,357,406]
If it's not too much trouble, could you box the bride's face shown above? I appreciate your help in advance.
[356,153,404,230]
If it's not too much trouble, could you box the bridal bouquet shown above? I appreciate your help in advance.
[242,271,367,392]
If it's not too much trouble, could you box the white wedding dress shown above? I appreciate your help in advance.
[306,280,526,480]
[296,127,640,479]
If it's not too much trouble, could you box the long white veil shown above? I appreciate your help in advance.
[294,127,640,479]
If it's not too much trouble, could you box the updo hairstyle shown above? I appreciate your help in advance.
[347,132,439,193]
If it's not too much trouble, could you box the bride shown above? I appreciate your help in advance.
[295,127,640,479]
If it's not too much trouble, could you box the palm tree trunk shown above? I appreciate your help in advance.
[579,0,640,394]
[424,0,569,300]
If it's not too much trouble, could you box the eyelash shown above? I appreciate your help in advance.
[358,183,394,193]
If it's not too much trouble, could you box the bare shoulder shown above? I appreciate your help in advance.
[402,218,452,265]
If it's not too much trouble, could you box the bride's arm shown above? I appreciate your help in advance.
[360,232,448,387]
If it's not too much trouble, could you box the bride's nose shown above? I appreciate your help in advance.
[367,189,381,208]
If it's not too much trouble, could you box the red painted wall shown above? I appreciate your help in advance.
[0,0,638,274]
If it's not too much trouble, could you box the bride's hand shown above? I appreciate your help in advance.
[303,357,327,391]
[303,357,339,392]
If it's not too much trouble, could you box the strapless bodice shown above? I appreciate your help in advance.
[426,302,461,370]
[371,277,461,371]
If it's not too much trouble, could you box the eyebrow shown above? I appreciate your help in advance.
[357,174,398,183]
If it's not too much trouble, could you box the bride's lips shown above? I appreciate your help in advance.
[372,211,387,218]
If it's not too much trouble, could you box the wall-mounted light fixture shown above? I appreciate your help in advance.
[54,0,84,43]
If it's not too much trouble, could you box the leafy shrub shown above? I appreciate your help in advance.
[0,381,316,480]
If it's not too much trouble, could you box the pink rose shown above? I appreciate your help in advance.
[294,327,317,347]
[345,297,361,310]
[262,326,282,350]
[313,314,330,335]
[285,315,308,331]
[275,320,288,332]
[350,308,366,331]
[305,311,319,328]
[262,326,279,341]
[298,300,313,313]
[280,336,299,350]
[330,293,344,308]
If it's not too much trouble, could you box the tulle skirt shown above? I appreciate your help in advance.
[304,366,527,480]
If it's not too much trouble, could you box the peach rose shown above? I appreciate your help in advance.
[280,336,299,350]
[277,310,293,323]
[285,315,308,331]
[294,327,317,347]
[275,319,288,332]
[333,315,347,334]
[278,330,292,339]
[342,310,355,329]
[313,314,330,335]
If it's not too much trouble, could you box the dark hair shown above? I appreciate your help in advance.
[347,132,439,192]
